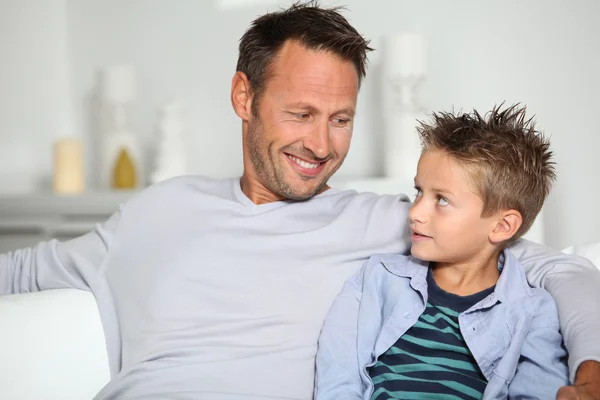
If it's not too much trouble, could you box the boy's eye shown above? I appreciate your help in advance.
[437,196,449,206]
[414,189,423,199]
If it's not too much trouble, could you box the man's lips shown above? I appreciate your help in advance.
[284,153,327,177]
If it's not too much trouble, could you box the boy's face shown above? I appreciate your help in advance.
[409,150,498,264]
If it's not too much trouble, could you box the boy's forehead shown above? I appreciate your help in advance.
[418,150,479,193]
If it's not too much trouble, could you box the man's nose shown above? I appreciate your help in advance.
[303,121,331,160]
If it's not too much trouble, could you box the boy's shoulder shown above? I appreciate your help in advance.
[496,249,560,330]
[527,287,561,330]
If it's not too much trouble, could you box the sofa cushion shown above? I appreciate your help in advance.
[0,289,110,400]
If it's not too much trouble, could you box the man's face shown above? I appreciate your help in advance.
[244,40,359,201]
[409,150,498,265]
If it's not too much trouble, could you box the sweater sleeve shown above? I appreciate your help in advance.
[0,207,122,295]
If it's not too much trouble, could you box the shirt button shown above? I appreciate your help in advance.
[404,312,411,319]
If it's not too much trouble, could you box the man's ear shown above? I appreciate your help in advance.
[231,71,254,121]
[489,210,523,244]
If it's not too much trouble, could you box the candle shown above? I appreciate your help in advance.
[53,138,85,194]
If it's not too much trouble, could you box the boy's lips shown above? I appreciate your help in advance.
[411,229,432,241]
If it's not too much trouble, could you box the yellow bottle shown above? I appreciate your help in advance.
[112,148,137,189]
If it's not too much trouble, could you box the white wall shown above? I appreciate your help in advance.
[0,0,74,193]
[1,0,599,249]
[339,0,600,250]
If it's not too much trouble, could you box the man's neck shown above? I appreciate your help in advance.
[239,175,286,205]
[239,174,331,205]
[432,250,502,296]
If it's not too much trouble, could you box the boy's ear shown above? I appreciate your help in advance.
[231,71,254,121]
[489,210,523,244]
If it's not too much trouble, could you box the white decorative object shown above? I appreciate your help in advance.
[382,112,424,182]
[150,101,188,184]
[97,65,142,189]
[100,65,136,103]
[383,34,427,78]
[381,33,428,181]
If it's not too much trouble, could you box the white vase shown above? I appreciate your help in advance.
[150,101,187,184]
[383,111,424,181]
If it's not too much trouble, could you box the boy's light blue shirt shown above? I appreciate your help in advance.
[315,250,569,400]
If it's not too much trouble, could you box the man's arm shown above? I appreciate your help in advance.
[508,239,600,384]
[314,266,365,400]
[0,208,122,295]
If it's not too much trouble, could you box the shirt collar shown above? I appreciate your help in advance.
[491,249,534,303]
[379,255,429,282]
[378,250,534,308]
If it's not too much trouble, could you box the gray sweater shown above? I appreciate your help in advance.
[1,176,599,399]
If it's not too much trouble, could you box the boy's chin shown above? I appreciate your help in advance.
[410,246,441,263]
[410,247,428,261]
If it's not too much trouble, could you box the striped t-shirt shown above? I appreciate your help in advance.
[369,268,495,399]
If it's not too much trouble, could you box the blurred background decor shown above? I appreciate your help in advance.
[97,65,141,190]
[380,32,427,182]
[0,0,599,251]
[53,138,85,194]
[150,100,188,184]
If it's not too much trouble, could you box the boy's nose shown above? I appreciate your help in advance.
[409,201,426,225]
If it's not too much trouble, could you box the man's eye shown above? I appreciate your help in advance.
[296,113,310,120]
[437,196,449,206]
[332,118,350,126]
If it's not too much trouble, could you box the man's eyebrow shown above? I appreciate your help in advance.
[287,103,317,112]
[287,103,355,117]
[333,107,356,117]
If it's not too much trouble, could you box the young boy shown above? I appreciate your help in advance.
[314,105,569,399]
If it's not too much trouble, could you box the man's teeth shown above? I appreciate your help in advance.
[289,155,319,169]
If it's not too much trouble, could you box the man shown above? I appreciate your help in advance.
[1,3,600,399]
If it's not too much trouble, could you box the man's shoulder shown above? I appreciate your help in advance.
[131,175,233,201]
[119,175,236,216]
[326,189,412,215]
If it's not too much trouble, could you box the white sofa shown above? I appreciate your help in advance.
[0,289,110,400]
[1,243,599,400]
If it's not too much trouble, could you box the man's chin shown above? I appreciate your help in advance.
[283,189,320,201]
[279,180,326,201]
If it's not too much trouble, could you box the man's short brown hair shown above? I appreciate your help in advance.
[236,1,372,116]
[416,104,556,240]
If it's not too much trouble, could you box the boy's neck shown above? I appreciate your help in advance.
[431,249,502,296]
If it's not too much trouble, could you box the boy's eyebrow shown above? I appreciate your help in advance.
[432,187,455,196]
[414,181,455,197]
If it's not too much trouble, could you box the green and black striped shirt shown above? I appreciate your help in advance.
[369,268,495,399]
